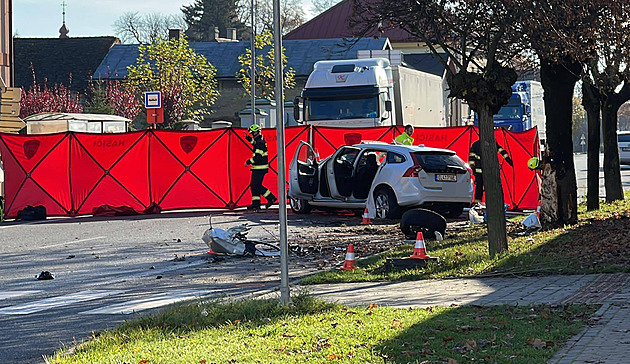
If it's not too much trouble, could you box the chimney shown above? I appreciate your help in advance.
[209,27,220,41]
[226,28,237,41]
[169,29,183,40]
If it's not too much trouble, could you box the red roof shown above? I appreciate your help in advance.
[284,0,420,43]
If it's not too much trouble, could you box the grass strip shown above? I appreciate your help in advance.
[47,295,595,364]
[301,192,630,285]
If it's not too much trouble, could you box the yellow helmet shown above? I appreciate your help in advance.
[248,124,261,133]
[528,157,540,170]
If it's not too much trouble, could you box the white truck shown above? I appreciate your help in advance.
[293,57,446,128]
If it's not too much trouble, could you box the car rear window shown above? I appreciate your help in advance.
[618,134,630,143]
[413,152,467,173]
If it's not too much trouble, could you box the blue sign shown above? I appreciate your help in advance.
[144,91,161,109]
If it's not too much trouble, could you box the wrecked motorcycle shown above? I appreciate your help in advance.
[202,217,280,257]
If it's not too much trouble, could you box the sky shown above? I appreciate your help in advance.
[13,0,316,38]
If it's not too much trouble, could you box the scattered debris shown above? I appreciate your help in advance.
[156,275,163,279]
[35,271,54,280]
[66,255,75,259]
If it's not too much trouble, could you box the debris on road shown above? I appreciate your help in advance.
[35,271,54,280]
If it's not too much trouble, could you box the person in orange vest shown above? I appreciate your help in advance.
[245,124,277,211]
[468,140,513,204]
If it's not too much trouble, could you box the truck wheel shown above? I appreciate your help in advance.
[374,187,402,219]
[400,208,446,240]
[289,198,311,214]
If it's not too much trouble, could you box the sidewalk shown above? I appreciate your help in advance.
[297,273,630,364]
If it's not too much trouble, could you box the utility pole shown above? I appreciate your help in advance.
[273,0,289,305]
[250,0,256,127]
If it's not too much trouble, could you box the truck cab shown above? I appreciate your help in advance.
[294,58,395,127]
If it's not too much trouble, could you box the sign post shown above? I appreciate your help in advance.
[144,91,163,126]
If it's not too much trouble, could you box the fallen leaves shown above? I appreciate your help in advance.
[391,319,403,328]
[527,338,547,349]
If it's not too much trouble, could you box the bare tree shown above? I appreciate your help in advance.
[354,0,526,257]
[311,0,342,16]
[114,12,187,44]
[241,0,306,34]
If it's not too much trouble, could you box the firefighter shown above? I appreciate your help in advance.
[245,124,277,211]
[468,140,513,204]
[394,125,414,145]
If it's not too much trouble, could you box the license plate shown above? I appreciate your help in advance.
[435,174,457,182]
[622,147,630,151]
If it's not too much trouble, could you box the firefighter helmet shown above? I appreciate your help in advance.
[248,124,261,133]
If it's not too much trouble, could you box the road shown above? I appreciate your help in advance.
[573,153,630,199]
[0,210,343,363]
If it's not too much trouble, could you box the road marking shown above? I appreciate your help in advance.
[0,290,126,315]
[93,259,208,287]
[79,289,212,315]
[46,236,106,249]
[0,291,41,300]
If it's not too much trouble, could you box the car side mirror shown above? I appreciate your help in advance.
[385,100,392,112]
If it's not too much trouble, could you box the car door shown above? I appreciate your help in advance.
[326,146,361,199]
[289,141,319,199]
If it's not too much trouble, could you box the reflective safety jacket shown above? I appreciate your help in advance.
[246,134,269,171]
[468,140,512,174]
[394,132,414,145]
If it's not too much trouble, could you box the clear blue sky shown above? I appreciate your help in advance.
[13,0,316,38]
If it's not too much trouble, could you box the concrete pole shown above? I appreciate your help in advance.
[273,0,290,304]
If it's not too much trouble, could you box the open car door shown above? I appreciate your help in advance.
[289,141,319,199]
[326,146,361,200]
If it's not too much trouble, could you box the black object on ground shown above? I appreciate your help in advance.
[384,257,439,273]
[400,208,446,240]
[35,271,54,280]
[17,205,47,221]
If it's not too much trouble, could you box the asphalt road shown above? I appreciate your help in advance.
[0,210,330,364]
[573,152,630,199]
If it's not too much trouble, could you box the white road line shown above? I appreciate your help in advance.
[0,291,41,300]
[0,290,126,315]
[46,236,106,249]
[79,289,213,315]
[93,259,208,287]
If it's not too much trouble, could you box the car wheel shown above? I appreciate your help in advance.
[374,187,401,219]
[400,208,446,240]
[441,205,464,218]
[289,198,311,214]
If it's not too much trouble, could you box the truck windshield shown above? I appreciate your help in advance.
[494,105,523,120]
[306,96,378,121]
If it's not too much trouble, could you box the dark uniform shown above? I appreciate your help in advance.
[468,140,513,203]
[245,127,276,210]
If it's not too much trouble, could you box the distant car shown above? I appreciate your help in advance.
[288,141,473,219]
[619,131,630,165]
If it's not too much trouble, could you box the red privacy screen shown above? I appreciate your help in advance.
[0,126,540,218]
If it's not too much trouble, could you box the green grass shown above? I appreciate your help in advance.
[47,295,595,364]
[301,193,630,285]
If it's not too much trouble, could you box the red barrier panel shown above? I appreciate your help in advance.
[0,125,540,218]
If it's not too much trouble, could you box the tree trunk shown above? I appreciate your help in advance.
[478,105,508,257]
[582,82,600,210]
[600,97,624,202]
[539,60,579,227]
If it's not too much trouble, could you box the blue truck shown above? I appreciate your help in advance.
[474,80,546,144]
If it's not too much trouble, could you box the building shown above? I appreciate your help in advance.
[93,35,392,125]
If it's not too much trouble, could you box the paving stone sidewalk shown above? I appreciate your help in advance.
[297,273,630,363]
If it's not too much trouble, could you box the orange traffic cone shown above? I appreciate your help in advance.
[360,208,372,225]
[409,232,431,259]
[340,244,357,270]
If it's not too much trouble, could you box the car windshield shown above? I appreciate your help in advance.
[413,152,466,173]
[618,134,630,143]
[494,105,522,120]
[307,96,378,121]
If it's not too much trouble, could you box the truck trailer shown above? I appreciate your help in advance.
[293,57,446,128]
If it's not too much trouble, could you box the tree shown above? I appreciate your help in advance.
[20,79,82,118]
[84,81,115,115]
[237,30,296,100]
[85,80,143,122]
[254,0,306,34]
[126,37,219,128]
[114,12,187,44]
[354,0,524,257]
[519,0,602,227]
[182,0,249,41]
[582,81,601,211]
[311,0,342,16]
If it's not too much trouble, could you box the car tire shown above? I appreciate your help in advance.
[374,187,402,219]
[400,208,446,240]
[439,205,464,218]
[289,198,311,214]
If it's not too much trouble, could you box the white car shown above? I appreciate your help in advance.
[288,141,473,218]
[619,131,630,165]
